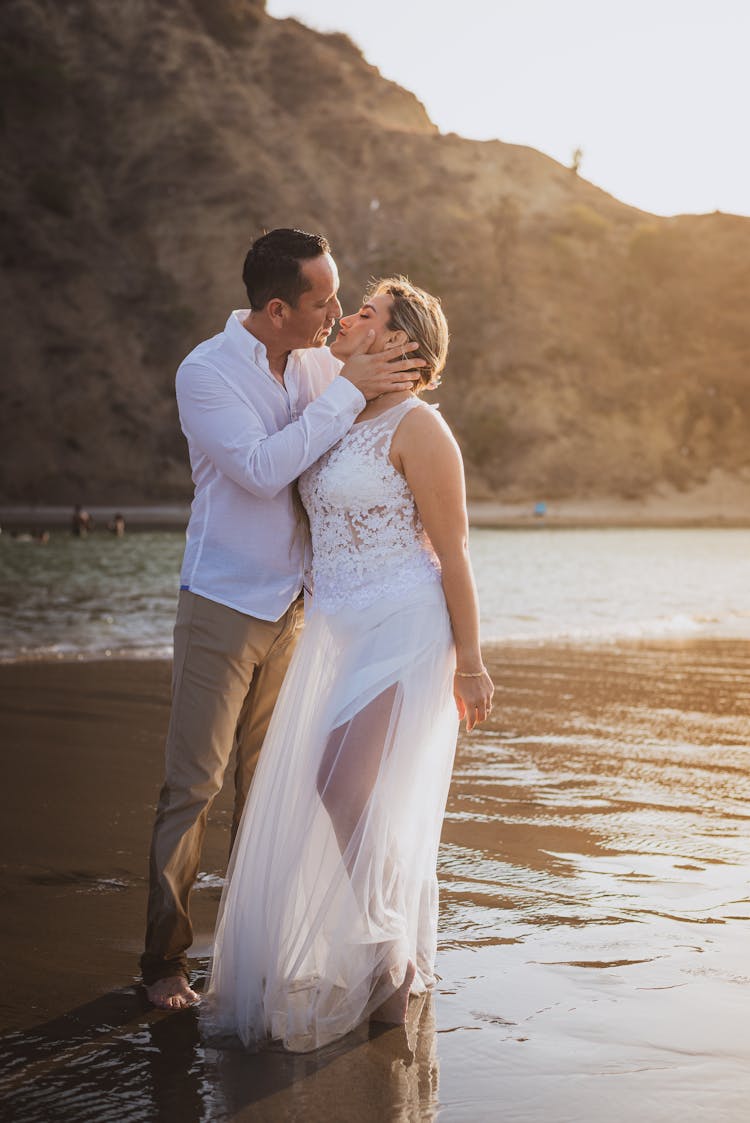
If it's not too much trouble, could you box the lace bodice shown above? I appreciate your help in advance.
[298,397,441,612]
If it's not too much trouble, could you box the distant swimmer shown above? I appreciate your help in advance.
[71,504,93,537]
[9,529,48,543]
[108,513,126,537]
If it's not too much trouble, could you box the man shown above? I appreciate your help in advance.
[142,228,424,1009]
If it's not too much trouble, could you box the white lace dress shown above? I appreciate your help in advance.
[202,397,460,1052]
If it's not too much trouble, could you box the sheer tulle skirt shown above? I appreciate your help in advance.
[201,579,458,1052]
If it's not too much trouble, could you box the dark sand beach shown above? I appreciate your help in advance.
[1,641,749,1121]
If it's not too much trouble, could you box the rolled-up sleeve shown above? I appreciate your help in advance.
[176,362,365,499]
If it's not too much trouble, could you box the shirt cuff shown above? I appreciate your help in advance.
[323,374,366,415]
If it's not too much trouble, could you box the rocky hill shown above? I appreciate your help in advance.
[2,0,749,504]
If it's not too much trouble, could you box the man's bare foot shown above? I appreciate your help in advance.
[370,960,416,1025]
[145,975,200,1010]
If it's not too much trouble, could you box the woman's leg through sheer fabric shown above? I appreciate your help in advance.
[316,682,412,1010]
[316,682,400,863]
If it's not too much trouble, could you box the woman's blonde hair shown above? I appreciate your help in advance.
[365,275,449,393]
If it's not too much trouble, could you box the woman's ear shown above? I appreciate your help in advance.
[386,328,409,349]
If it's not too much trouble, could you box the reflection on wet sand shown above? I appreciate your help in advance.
[0,987,439,1122]
[436,639,750,1122]
[200,993,438,1121]
[0,639,749,1120]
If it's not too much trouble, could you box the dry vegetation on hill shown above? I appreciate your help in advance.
[2,0,749,505]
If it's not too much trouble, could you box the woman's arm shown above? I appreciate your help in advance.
[393,408,494,731]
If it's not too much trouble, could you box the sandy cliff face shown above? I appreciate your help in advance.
[1,0,749,503]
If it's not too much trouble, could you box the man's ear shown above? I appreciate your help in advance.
[267,298,287,327]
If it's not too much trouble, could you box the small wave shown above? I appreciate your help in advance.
[195,872,226,890]
[0,643,174,664]
[484,612,747,646]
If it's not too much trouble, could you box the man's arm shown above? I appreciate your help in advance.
[177,363,364,500]
[177,333,426,500]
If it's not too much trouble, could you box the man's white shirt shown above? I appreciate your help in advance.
[176,310,365,620]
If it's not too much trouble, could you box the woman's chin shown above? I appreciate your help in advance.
[330,339,347,359]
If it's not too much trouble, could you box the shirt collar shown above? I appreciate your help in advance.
[226,310,304,375]
[226,310,271,368]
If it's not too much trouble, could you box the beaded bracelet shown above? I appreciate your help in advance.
[454,668,487,678]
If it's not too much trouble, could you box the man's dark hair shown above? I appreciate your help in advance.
[242,228,330,311]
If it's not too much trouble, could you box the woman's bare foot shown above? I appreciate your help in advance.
[370,960,416,1024]
[145,976,200,1010]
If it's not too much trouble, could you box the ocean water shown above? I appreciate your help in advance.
[1,527,749,661]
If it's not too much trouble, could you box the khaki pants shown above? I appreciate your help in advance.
[140,590,303,986]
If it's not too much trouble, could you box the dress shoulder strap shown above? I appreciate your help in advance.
[380,397,433,459]
[379,396,424,430]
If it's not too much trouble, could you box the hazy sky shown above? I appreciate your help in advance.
[266,0,749,217]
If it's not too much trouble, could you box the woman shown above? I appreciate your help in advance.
[202,276,494,1052]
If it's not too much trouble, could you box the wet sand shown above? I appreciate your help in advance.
[1,642,749,1121]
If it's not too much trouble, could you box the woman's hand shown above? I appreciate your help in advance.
[453,668,494,731]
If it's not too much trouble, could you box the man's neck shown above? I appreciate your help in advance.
[242,313,290,383]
